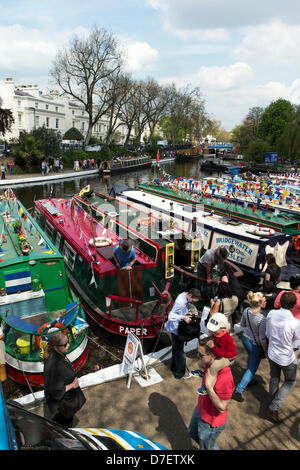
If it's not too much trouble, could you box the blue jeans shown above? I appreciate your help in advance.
[269,358,298,411]
[235,335,262,394]
[188,406,226,450]
[170,333,186,379]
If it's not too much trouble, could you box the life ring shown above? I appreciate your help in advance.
[89,237,112,247]
[249,227,275,236]
[79,185,90,198]
[35,322,67,349]
[137,217,154,226]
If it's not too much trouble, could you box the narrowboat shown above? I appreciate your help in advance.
[33,195,182,345]
[137,181,300,235]
[0,189,88,386]
[99,155,152,175]
[111,184,294,278]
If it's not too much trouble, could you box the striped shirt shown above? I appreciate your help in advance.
[240,307,267,345]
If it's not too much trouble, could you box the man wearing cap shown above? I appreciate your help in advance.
[197,247,228,299]
[188,336,235,450]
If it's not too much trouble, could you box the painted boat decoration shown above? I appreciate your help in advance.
[111,184,294,278]
[137,181,300,235]
[33,196,177,343]
[0,189,88,386]
[99,155,152,175]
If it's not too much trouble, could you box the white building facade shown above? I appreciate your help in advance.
[0,78,134,144]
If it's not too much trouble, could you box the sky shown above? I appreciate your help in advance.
[1,0,300,131]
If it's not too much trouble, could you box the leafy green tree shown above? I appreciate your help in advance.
[244,140,270,163]
[276,106,300,161]
[63,127,84,141]
[0,96,14,136]
[31,126,62,158]
[257,98,293,146]
[13,132,43,172]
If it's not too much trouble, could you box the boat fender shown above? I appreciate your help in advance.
[250,227,275,236]
[137,217,153,226]
[35,322,67,349]
[89,237,112,247]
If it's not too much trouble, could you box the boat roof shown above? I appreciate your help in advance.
[75,190,190,241]
[35,198,159,275]
[139,184,299,230]
[0,190,61,267]
[118,189,287,242]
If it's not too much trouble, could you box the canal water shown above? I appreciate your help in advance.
[13,160,221,208]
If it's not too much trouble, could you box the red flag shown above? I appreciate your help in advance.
[157,150,160,162]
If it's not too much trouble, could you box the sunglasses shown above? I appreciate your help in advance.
[59,341,69,348]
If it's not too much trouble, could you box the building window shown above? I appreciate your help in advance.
[72,110,75,115]
[72,120,75,127]
[45,104,49,110]
[35,102,38,109]
[36,116,40,126]
[17,100,21,107]
[55,107,58,112]
[18,114,22,125]
[81,122,85,131]
[56,119,59,129]
[46,117,50,128]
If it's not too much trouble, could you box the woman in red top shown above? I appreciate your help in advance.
[188,338,234,450]
[274,276,300,320]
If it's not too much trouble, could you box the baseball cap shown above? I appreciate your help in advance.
[206,313,230,332]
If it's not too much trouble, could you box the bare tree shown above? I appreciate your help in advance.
[103,72,135,145]
[143,79,173,145]
[50,26,122,145]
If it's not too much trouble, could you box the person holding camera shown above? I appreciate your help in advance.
[165,288,201,379]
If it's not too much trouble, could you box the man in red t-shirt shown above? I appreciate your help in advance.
[188,337,235,450]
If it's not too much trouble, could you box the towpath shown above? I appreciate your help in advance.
[23,334,300,451]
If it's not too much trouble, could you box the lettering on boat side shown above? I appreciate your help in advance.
[119,326,148,336]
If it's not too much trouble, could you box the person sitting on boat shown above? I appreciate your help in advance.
[113,239,136,270]
[197,247,228,300]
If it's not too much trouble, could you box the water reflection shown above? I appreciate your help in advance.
[15,160,221,209]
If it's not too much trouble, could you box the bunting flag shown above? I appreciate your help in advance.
[38,237,45,246]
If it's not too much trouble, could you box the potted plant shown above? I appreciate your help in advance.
[12,220,22,233]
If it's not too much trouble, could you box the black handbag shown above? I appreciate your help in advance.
[177,317,200,342]
[58,387,86,420]
[246,309,267,359]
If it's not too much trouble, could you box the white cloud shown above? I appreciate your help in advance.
[146,0,300,34]
[121,39,159,73]
[234,19,300,67]
[0,24,87,71]
[159,62,254,91]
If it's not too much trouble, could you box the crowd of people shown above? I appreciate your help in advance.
[41,242,300,450]
[165,247,300,450]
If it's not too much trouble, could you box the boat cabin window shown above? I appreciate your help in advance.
[45,221,54,238]
[63,242,76,271]
[54,232,62,250]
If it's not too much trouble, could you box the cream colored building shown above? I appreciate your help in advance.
[0,78,134,144]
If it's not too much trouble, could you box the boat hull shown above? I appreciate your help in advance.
[4,335,88,387]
